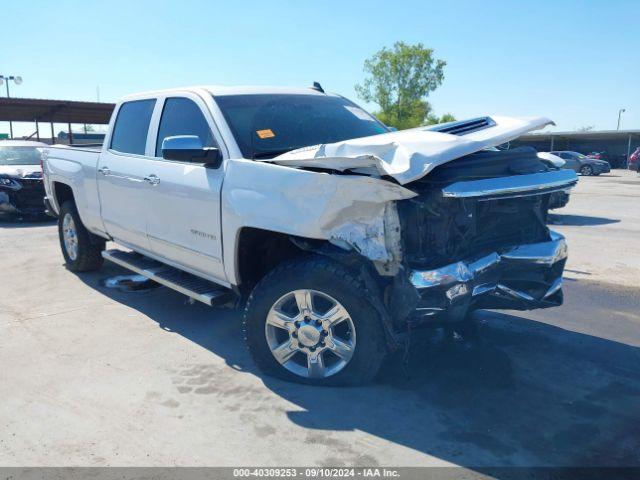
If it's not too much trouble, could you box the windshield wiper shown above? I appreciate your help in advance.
[252,148,296,159]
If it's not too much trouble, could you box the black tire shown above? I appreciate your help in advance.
[580,164,593,176]
[58,201,105,272]
[243,256,387,386]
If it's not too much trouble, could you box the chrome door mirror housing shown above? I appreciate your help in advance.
[161,135,222,168]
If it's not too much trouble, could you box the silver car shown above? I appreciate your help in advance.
[0,140,48,219]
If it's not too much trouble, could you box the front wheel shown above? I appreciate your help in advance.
[243,257,387,386]
[58,201,105,272]
[580,164,594,176]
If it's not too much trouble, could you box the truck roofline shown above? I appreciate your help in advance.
[120,85,337,102]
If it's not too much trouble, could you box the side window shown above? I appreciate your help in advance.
[155,97,216,157]
[110,99,156,155]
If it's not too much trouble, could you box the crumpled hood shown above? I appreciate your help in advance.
[264,116,554,185]
[0,164,42,179]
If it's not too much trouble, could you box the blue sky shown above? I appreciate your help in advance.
[2,0,639,136]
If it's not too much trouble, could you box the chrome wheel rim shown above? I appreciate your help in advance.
[265,289,356,379]
[62,213,78,261]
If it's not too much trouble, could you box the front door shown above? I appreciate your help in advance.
[97,99,157,252]
[562,153,580,172]
[144,95,226,284]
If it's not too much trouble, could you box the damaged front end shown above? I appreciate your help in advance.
[395,147,577,326]
[408,231,567,322]
[0,173,47,219]
[258,116,578,331]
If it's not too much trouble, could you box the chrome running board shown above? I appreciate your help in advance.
[102,249,234,306]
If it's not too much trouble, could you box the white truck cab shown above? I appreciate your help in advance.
[43,85,577,385]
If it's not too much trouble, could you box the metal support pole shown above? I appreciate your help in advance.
[35,120,40,142]
[68,122,73,144]
[550,135,554,151]
[627,134,632,168]
[617,109,626,130]
[50,122,55,145]
[5,81,12,138]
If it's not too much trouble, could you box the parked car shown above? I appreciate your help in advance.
[587,151,607,160]
[42,86,577,385]
[585,150,628,168]
[628,147,640,172]
[550,150,610,176]
[537,152,572,209]
[0,140,48,219]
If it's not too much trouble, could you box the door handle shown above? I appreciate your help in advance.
[143,174,160,186]
[98,166,111,176]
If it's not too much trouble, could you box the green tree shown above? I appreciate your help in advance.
[355,41,446,130]
[425,112,456,125]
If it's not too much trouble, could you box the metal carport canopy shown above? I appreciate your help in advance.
[520,129,640,141]
[0,97,115,124]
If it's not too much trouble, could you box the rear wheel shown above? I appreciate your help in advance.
[580,164,594,176]
[243,256,387,386]
[58,201,105,272]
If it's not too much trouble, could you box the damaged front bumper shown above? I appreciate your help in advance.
[0,178,47,218]
[408,231,567,322]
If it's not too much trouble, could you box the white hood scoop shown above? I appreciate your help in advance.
[264,116,554,185]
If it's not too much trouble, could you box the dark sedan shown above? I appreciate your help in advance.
[0,140,48,219]
[550,150,610,176]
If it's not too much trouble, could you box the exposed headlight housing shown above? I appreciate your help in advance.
[0,177,22,190]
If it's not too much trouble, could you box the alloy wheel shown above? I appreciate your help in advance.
[581,165,593,176]
[62,213,79,261]
[265,289,356,379]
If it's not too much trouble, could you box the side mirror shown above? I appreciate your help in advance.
[161,135,222,168]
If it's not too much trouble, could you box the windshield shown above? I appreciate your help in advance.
[0,146,42,166]
[214,94,389,159]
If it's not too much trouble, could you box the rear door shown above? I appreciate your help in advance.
[97,99,157,251]
[144,94,227,283]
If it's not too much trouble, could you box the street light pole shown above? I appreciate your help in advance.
[0,75,23,139]
[617,108,626,130]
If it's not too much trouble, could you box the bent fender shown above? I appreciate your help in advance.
[222,159,416,283]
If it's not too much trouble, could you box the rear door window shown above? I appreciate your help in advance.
[155,97,216,157]
[110,99,156,155]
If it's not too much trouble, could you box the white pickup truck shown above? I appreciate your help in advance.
[42,85,577,385]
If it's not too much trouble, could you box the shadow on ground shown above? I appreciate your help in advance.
[548,213,620,226]
[78,263,640,469]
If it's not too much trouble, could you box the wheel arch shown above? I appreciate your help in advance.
[234,227,310,295]
[52,181,75,212]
